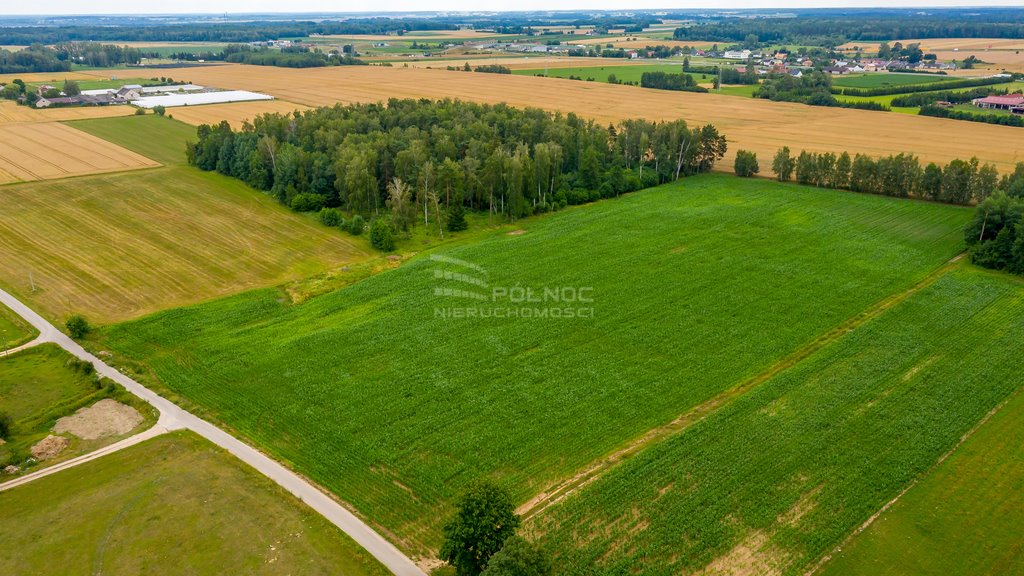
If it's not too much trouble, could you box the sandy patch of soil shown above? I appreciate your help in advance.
[54,399,143,440]
[30,435,69,460]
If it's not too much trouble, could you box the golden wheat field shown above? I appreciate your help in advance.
[0,100,137,124]
[168,100,311,128]
[170,64,1024,173]
[0,122,158,184]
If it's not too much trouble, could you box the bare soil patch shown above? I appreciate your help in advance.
[30,435,69,460]
[54,399,143,440]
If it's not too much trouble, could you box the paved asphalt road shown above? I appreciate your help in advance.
[0,287,425,576]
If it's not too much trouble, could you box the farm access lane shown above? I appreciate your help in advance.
[0,286,426,576]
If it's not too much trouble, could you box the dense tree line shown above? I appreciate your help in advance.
[223,46,367,68]
[187,99,727,224]
[54,42,144,67]
[473,64,512,74]
[672,11,1024,47]
[832,76,1012,98]
[771,146,1006,205]
[966,191,1024,275]
[640,72,708,93]
[889,86,1015,107]
[920,105,1024,128]
[0,45,70,73]
[754,71,888,110]
[0,19,460,45]
[720,65,759,85]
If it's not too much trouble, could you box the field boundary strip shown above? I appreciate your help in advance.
[805,384,1023,576]
[519,254,967,520]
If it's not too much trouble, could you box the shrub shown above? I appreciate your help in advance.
[153,105,167,116]
[318,207,342,227]
[734,149,760,177]
[65,314,91,339]
[290,193,326,212]
[348,214,366,236]
[369,218,395,251]
[134,107,146,115]
[0,412,12,440]
[481,536,551,576]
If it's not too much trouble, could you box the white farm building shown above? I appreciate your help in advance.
[132,90,273,109]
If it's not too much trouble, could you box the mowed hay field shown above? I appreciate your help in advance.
[534,266,1024,575]
[99,174,970,555]
[0,115,370,323]
[0,100,137,124]
[168,99,310,128]
[0,121,158,184]
[0,431,389,576]
[171,64,1024,172]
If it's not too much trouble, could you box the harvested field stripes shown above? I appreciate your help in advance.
[167,99,311,129]
[0,165,371,323]
[0,123,158,184]
[168,64,1024,173]
[0,101,137,125]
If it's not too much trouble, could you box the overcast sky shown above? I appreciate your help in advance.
[4,1,1023,17]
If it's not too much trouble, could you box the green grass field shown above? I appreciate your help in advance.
[832,73,955,89]
[0,431,389,576]
[97,174,970,554]
[512,63,712,85]
[0,302,36,350]
[0,344,153,470]
[26,77,159,91]
[821,381,1024,576]
[0,116,371,324]
[69,114,199,166]
[534,266,1024,575]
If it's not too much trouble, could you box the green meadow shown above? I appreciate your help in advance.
[0,303,35,350]
[98,173,970,553]
[513,63,711,84]
[0,431,389,576]
[0,344,153,470]
[831,72,954,89]
[535,266,1024,574]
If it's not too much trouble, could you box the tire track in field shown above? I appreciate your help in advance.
[518,254,967,520]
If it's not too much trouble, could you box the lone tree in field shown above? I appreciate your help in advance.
[0,412,12,440]
[734,150,760,177]
[772,147,795,182]
[440,481,520,576]
[65,314,91,339]
[481,536,551,576]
